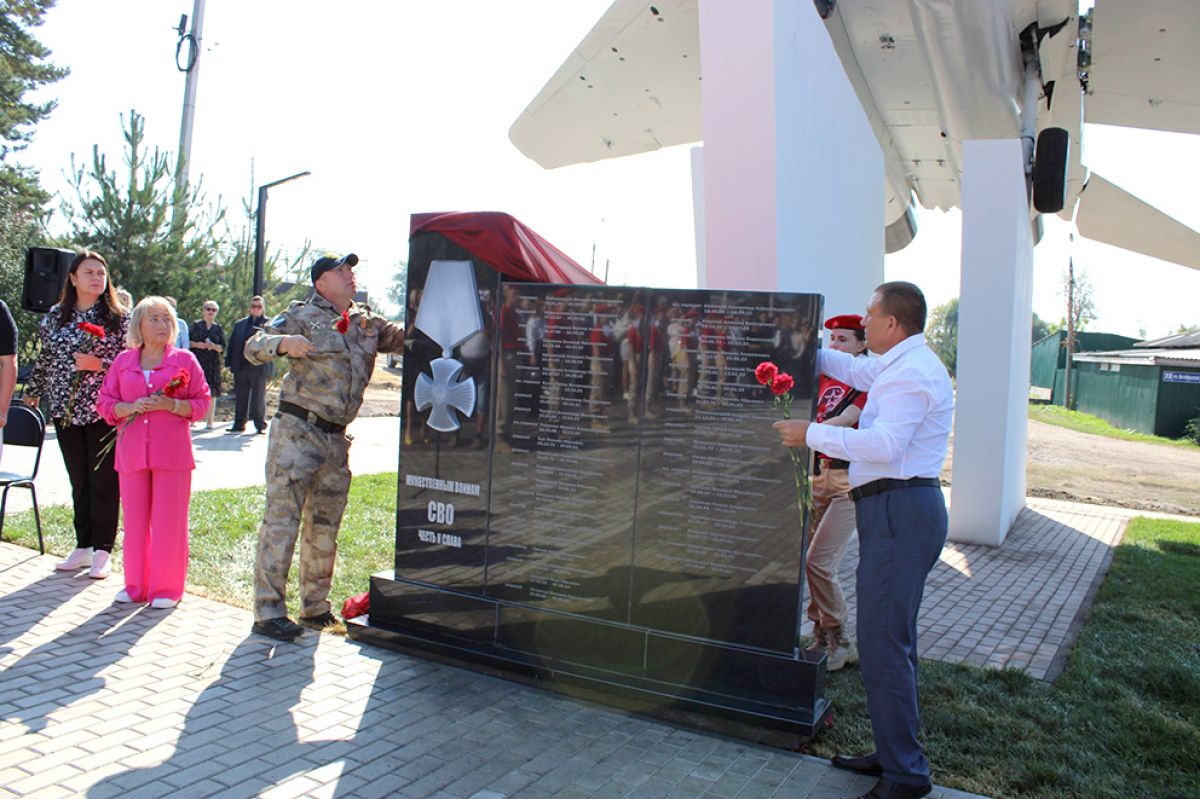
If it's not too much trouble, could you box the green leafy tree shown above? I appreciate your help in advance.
[928,299,1056,377]
[385,259,408,321]
[0,0,69,211]
[1031,311,1055,343]
[1061,264,1096,333]
[927,297,959,377]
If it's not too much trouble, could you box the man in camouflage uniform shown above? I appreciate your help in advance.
[245,252,405,641]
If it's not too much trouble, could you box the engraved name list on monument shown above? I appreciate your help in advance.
[485,286,641,620]
[631,290,821,652]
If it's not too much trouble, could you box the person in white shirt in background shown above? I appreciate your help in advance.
[774,281,953,799]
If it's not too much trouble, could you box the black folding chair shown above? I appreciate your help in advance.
[0,405,46,554]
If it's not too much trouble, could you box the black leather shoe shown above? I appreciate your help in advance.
[299,611,337,630]
[855,777,932,799]
[832,752,883,775]
[227,426,245,434]
[252,617,304,641]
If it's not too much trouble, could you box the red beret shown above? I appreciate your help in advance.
[824,313,864,331]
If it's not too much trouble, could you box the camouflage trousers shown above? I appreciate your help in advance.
[254,413,352,622]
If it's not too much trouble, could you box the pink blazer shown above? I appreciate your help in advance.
[96,345,212,472]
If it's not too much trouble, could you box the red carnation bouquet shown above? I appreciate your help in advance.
[63,321,108,426]
[756,360,813,534]
[96,367,191,469]
[162,368,190,396]
[335,310,350,334]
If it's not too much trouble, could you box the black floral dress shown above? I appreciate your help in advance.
[27,304,129,426]
[189,319,225,396]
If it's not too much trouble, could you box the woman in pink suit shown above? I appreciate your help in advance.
[97,297,211,609]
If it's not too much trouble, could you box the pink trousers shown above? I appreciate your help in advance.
[119,469,192,603]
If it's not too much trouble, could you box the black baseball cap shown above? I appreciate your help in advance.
[311,252,359,283]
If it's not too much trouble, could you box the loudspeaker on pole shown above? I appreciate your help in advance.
[23,247,75,314]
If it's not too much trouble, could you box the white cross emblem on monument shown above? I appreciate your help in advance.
[411,260,484,433]
[414,358,476,432]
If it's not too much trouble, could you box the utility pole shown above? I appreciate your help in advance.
[1064,252,1076,410]
[172,0,206,235]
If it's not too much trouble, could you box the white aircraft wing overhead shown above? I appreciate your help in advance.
[1085,0,1200,135]
[1076,173,1200,271]
[508,0,701,169]
[509,0,1200,267]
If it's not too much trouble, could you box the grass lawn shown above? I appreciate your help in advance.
[3,486,1198,797]
[0,473,398,624]
[810,516,1200,798]
[1030,404,1198,449]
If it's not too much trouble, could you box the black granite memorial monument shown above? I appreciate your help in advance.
[348,213,830,739]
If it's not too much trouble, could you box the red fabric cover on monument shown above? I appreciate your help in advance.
[410,211,604,285]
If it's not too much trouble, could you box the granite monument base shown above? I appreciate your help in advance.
[346,572,833,740]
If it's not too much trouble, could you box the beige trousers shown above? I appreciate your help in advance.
[806,464,856,633]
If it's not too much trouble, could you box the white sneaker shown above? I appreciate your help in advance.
[55,547,93,571]
[149,598,178,609]
[113,589,136,603]
[826,633,859,672]
[88,550,111,579]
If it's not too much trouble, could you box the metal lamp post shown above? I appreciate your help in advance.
[253,171,311,296]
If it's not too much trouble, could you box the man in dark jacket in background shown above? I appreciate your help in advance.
[225,296,273,434]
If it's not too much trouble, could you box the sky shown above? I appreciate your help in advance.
[15,0,1200,338]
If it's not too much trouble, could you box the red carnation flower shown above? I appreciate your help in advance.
[335,310,350,334]
[754,361,778,386]
[341,591,369,619]
[771,372,795,396]
[163,368,190,397]
[64,322,109,426]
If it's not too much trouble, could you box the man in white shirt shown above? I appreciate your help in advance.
[775,281,953,799]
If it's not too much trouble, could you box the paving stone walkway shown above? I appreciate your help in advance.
[1,413,1158,798]
[820,494,1137,681]
[0,542,985,799]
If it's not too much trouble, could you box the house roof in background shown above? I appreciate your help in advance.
[1134,330,1200,349]
[1074,348,1200,367]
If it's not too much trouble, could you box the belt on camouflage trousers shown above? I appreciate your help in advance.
[277,401,347,435]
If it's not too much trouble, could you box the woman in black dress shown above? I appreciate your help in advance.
[189,301,224,429]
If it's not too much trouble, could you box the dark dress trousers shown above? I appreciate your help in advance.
[225,315,274,431]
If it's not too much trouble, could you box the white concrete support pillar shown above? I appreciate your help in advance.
[697,0,883,311]
[950,139,1035,546]
[690,145,707,289]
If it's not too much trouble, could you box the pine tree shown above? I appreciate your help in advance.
[0,196,43,360]
[0,0,69,211]
[57,110,225,314]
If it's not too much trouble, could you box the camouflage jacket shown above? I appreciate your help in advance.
[245,293,404,426]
